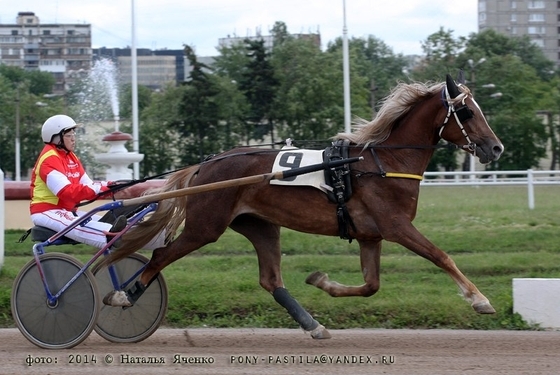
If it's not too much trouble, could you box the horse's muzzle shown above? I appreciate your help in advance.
[476,141,504,164]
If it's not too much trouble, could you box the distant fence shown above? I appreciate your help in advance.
[421,169,560,209]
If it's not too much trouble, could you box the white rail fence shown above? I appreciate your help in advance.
[421,169,560,209]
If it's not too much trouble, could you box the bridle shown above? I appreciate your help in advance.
[438,86,477,156]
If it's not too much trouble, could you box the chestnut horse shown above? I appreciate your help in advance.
[107,75,503,339]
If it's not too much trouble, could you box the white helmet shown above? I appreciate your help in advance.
[41,114,77,143]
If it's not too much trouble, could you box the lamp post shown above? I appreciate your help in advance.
[342,0,351,133]
[131,0,140,179]
[15,86,20,181]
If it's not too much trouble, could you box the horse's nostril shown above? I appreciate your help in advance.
[493,145,504,157]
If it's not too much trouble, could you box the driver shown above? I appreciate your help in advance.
[29,114,126,248]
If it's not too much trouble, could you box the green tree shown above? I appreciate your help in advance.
[213,43,252,145]
[0,67,61,179]
[272,37,360,142]
[0,65,55,96]
[136,84,182,175]
[238,39,278,144]
[0,82,55,179]
[476,56,549,170]
[118,83,153,120]
[416,28,556,171]
[270,21,290,48]
[321,37,373,128]
[413,27,467,82]
[213,42,251,84]
[213,75,248,149]
[461,29,555,81]
[345,35,409,116]
[176,45,222,164]
[459,30,557,170]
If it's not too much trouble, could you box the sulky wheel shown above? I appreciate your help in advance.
[92,253,168,343]
[11,253,100,349]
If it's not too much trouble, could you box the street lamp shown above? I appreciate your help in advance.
[131,0,140,179]
[342,0,351,133]
[15,86,20,181]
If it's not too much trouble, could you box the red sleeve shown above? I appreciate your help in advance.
[40,153,110,206]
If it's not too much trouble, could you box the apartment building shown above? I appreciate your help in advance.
[218,29,321,52]
[0,11,92,94]
[94,47,185,89]
[478,0,558,64]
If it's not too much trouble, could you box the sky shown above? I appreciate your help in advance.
[0,0,479,57]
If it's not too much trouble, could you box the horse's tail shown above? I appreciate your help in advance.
[105,165,201,265]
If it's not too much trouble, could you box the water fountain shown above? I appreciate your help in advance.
[86,59,143,181]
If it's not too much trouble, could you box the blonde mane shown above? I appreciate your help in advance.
[336,81,470,146]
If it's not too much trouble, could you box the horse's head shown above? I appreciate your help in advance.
[438,74,504,164]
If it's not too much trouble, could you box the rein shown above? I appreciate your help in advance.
[75,166,192,208]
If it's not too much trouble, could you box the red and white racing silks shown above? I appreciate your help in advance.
[29,144,113,248]
[30,144,110,214]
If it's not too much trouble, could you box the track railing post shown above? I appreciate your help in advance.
[527,169,534,210]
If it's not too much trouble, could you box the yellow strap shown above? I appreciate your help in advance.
[385,172,424,181]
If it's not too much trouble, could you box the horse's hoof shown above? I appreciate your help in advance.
[473,302,496,314]
[103,290,132,307]
[310,324,331,340]
[305,271,328,286]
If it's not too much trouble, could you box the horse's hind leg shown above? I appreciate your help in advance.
[108,217,230,307]
[306,239,382,297]
[230,215,331,339]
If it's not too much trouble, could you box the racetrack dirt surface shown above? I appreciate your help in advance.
[1,327,558,375]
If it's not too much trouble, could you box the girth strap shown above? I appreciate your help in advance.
[323,140,357,242]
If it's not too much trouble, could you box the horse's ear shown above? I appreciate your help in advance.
[456,70,466,85]
[446,74,461,99]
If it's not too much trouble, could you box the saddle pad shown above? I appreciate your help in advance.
[270,147,328,193]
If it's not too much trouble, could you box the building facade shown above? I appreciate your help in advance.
[94,47,186,89]
[118,55,177,90]
[478,0,558,64]
[218,30,321,52]
[0,12,92,94]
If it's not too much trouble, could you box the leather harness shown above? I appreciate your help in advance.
[322,140,423,242]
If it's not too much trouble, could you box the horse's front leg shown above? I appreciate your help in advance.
[306,239,382,297]
[230,216,330,339]
[386,220,495,314]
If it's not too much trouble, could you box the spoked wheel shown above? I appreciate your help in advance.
[92,253,168,343]
[11,253,99,349]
